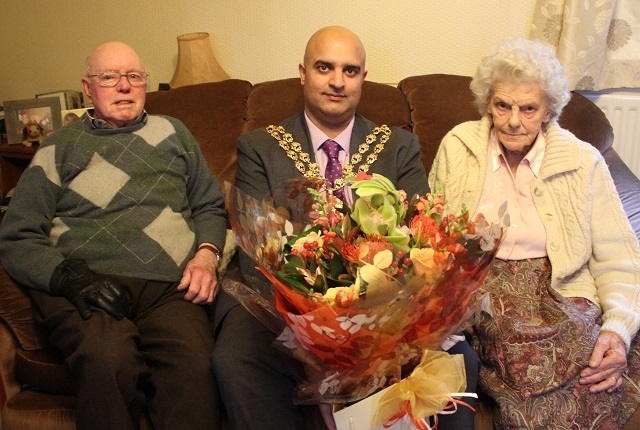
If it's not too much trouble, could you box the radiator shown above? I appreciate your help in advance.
[580,89,640,179]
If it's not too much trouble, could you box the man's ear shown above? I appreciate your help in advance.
[81,78,92,102]
[299,63,306,86]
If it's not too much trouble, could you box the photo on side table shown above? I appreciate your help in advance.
[3,97,62,146]
[61,108,90,126]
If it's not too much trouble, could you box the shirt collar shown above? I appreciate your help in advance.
[304,112,355,153]
[489,129,546,176]
[83,109,148,130]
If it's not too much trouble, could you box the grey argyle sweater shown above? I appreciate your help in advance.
[0,113,227,291]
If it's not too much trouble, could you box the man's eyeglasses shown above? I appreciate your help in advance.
[86,71,148,87]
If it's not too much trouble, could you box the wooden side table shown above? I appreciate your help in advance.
[0,139,38,195]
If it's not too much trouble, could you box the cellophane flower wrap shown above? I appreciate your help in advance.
[223,173,501,411]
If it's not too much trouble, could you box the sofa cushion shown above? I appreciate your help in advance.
[398,74,481,173]
[243,78,412,135]
[243,78,305,134]
[358,81,413,131]
[145,79,253,187]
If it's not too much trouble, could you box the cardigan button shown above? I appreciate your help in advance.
[550,242,559,252]
[534,187,543,197]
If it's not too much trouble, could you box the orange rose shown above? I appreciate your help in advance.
[410,248,452,284]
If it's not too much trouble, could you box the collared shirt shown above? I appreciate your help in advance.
[305,112,355,204]
[474,130,547,260]
[83,109,148,130]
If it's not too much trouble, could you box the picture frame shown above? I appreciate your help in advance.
[3,97,62,145]
[36,90,84,110]
[61,108,90,126]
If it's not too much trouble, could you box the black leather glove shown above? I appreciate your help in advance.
[49,259,132,320]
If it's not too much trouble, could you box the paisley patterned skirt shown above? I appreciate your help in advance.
[472,258,640,430]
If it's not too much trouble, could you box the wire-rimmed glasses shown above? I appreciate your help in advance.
[86,71,148,87]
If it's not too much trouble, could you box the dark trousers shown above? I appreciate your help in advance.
[211,290,307,430]
[30,277,219,430]
[437,338,479,429]
[211,290,479,430]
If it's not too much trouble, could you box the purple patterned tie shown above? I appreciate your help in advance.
[321,139,346,201]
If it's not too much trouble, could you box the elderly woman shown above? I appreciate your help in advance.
[429,37,640,429]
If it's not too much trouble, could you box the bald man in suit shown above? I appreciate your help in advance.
[211,26,478,430]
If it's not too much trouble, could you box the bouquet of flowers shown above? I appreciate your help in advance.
[224,173,501,426]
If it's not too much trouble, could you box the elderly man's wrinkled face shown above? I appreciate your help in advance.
[488,81,551,154]
[82,42,146,129]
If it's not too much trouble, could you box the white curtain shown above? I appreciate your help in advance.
[530,0,640,90]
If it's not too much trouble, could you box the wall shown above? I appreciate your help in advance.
[0,1,536,103]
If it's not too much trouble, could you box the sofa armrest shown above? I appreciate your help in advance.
[0,265,49,412]
[602,148,640,241]
[558,91,640,241]
[0,318,20,413]
[0,265,46,351]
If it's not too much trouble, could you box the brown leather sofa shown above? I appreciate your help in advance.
[0,74,639,429]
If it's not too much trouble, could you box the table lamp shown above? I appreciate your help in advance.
[169,32,229,88]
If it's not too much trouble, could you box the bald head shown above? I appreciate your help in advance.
[303,26,366,68]
[86,42,145,76]
[299,26,368,136]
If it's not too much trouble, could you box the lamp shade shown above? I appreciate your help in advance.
[169,32,229,88]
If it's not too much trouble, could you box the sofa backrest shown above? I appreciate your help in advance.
[242,78,413,135]
[146,74,640,238]
[398,74,481,172]
[397,74,616,173]
[146,74,615,186]
[146,77,415,186]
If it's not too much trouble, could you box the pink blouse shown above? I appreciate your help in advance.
[474,130,548,260]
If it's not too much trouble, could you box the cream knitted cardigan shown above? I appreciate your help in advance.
[429,117,640,349]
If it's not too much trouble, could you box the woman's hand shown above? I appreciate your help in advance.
[579,330,627,393]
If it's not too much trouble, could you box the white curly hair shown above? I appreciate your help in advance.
[470,37,571,122]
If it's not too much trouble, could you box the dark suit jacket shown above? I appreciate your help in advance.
[235,112,428,204]
[214,112,428,330]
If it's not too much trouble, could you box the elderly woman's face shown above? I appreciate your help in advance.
[487,81,551,154]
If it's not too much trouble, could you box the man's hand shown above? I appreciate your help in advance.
[579,330,628,393]
[50,259,132,320]
[177,246,219,304]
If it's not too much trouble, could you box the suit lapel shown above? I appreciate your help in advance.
[282,112,314,156]
[349,115,371,155]
[270,113,315,184]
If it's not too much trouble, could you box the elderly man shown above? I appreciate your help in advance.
[0,42,226,430]
[211,26,478,430]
